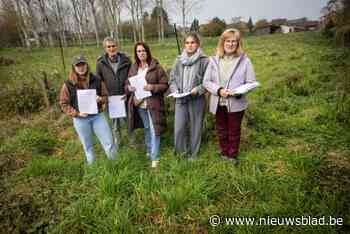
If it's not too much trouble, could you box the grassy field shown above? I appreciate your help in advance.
[0,32,350,234]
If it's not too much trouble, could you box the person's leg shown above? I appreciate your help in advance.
[73,117,95,164]
[215,106,229,157]
[174,102,189,155]
[188,97,205,158]
[147,110,160,161]
[137,108,151,155]
[111,118,121,150]
[92,113,117,160]
[227,111,245,159]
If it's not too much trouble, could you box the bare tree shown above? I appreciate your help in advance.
[159,0,164,40]
[87,0,100,47]
[102,0,124,43]
[172,0,202,30]
[22,0,40,47]
[126,0,138,42]
[136,0,146,41]
[51,0,68,46]
[154,0,164,41]
[37,0,55,46]
[12,0,30,47]
[70,0,88,47]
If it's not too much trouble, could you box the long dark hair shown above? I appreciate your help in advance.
[134,42,152,66]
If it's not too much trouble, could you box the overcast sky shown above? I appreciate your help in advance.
[169,0,329,25]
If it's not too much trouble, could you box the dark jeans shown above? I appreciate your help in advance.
[215,106,245,158]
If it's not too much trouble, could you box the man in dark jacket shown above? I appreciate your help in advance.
[96,37,131,147]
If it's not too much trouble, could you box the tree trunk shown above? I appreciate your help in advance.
[88,0,100,47]
[37,0,55,47]
[23,0,41,47]
[14,0,30,48]
[160,0,164,40]
[182,0,186,29]
[129,0,137,43]
[156,0,161,42]
[71,0,87,47]
[55,0,67,47]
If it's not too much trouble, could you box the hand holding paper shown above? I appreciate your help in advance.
[108,95,126,118]
[128,74,152,100]
[232,82,260,95]
[167,92,191,98]
[77,89,98,114]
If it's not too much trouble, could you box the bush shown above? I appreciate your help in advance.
[0,80,45,116]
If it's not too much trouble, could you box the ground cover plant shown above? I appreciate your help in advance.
[0,32,349,233]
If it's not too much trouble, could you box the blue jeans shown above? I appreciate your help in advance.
[137,108,160,161]
[73,113,117,164]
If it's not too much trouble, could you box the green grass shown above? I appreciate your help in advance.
[1,32,350,233]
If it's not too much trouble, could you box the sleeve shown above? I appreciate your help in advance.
[239,57,259,95]
[96,62,103,81]
[168,60,180,93]
[203,58,222,96]
[59,83,79,117]
[151,65,169,94]
[100,81,108,104]
[245,58,257,84]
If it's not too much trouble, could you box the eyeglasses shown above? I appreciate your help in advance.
[107,45,116,48]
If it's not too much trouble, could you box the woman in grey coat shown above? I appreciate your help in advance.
[169,33,209,159]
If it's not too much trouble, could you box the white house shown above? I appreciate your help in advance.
[281,25,295,34]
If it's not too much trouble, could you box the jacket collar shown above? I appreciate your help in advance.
[101,52,130,69]
[130,58,159,74]
[212,53,246,68]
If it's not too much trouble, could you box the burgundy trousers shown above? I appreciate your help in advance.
[215,106,245,159]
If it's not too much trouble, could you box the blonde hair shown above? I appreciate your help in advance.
[216,28,244,57]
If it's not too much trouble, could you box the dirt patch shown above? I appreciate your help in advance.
[286,138,318,153]
[274,160,286,176]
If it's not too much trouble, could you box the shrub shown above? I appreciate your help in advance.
[0,81,45,116]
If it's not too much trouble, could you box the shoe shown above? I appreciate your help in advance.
[230,157,240,166]
[188,157,197,161]
[220,155,230,160]
[151,160,159,168]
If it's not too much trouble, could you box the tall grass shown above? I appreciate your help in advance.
[1,32,349,233]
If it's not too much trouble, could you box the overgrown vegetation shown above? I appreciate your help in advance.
[0,32,349,233]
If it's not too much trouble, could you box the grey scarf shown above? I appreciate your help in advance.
[180,48,203,66]
[180,48,203,92]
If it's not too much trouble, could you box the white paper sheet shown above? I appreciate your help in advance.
[77,89,98,114]
[108,95,126,118]
[167,92,191,98]
[232,82,260,95]
[128,73,152,100]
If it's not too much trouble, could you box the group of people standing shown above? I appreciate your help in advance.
[59,28,258,168]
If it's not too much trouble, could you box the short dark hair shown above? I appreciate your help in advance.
[134,42,152,65]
